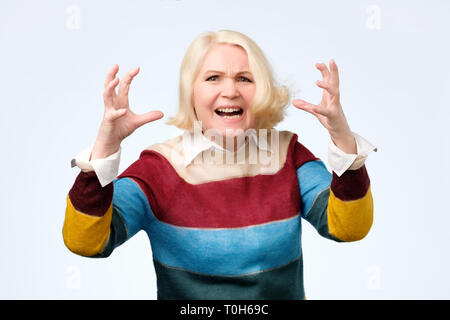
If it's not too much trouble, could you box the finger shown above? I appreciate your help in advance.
[329,59,339,86]
[134,110,164,128]
[104,64,119,89]
[315,63,330,80]
[292,99,326,116]
[103,77,119,106]
[316,80,338,96]
[118,67,140,97]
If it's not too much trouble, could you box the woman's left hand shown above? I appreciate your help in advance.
[293,59,356,154]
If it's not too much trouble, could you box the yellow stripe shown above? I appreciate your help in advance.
[62,196,112,256]
[327,185,373,242]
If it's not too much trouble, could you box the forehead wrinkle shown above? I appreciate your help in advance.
[202,61,251,76]
[200,46,251,77]
[203,69,252,76]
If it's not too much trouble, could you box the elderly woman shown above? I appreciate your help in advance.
[64,30,377,300]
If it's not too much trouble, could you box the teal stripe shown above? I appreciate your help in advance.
[92,207,128,258]
[153,256,305,300]
[297,160,332,218]
[304,187,341,242]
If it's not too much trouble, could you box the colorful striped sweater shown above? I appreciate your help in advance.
[63,129,374,300]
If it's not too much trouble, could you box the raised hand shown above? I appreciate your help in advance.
[292,59,356,154]
[91,65,164,159]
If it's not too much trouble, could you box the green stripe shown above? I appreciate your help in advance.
[304,187,342,242]
[153,256,305,300]
[92,207,128,258]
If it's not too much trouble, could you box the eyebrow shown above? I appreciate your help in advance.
[204,70,252,75]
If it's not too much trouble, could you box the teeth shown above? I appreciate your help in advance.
[216,107,241,113]
[221,114,242,119]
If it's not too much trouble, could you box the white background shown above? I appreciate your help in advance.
[1,0,449,299]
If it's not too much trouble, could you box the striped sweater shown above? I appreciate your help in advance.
[63,129,374,300]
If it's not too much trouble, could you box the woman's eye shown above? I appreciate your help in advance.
[206,75,218,81]
[206,75,252,82]
[238,76,252,82]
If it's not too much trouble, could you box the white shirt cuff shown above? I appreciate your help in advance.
[70,145,122,187]
[328,131,377,177]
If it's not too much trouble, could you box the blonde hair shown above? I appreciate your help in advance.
[165,30,292,132]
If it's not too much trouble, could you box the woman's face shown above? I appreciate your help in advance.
[193,43,256,138]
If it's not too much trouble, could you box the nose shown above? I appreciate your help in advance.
[221,78,239,98]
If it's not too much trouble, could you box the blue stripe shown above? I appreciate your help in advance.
[148,216,301,276]
[297,160,332,218]
[112,178,153,240]
[114,178,302,276]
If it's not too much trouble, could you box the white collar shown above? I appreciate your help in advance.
[181,130,272,167]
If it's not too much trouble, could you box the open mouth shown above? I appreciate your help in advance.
[214,107,244,119]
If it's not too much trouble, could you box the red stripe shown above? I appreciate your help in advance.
[68,171,113,217]
[118,133,317,228]
[331,164,371,200]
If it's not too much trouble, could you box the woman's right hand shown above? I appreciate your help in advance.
[91,64,164,160]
